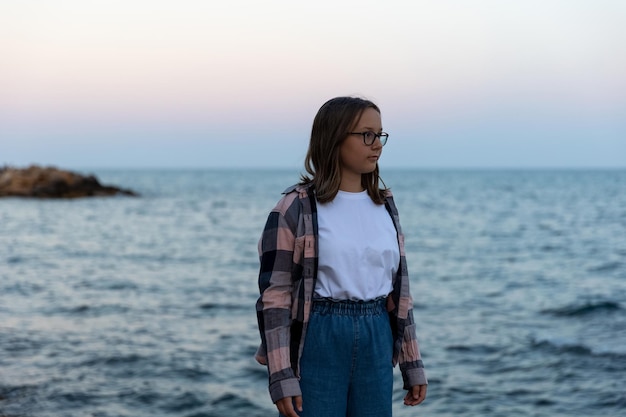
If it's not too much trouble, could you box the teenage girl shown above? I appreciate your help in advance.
[256,96,427,417]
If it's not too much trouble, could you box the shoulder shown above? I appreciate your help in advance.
[282,182,314,196]
[383,188,401,216]
[383,188,396,207]
[282,183,299,194]
[273,182,314,216]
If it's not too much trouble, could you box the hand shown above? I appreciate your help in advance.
[404,384,427,406]
[276,395,303,417]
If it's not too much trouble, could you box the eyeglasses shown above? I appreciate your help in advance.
[349,131,389,146]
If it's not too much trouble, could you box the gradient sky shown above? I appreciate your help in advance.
[1,0,625,169]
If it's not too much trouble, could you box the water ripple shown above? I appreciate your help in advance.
[1,169,624,417]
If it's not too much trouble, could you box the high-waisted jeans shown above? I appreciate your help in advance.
[289,297,393,417]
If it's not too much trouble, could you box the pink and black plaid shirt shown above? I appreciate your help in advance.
[255,183,427,403]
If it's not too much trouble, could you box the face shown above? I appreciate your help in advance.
[339,107,383,179]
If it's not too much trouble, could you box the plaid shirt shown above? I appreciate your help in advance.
[255,183,427,403]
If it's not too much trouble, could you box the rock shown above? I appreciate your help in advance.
[0,165,138,198]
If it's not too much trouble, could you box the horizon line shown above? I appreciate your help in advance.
[4,164,624,172]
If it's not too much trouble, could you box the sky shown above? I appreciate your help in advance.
[1,0,625,169]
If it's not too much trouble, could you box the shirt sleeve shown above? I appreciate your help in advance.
[255,194,302,403]
[385,191,428,389]
[398,305,428,389]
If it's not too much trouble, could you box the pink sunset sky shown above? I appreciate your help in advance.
[1,0,625,169]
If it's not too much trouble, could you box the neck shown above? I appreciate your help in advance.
[339,172,364,192]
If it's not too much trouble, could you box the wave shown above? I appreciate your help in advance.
[79,352,148,368]
[445,344,500,354]
[6,255,24,264]
[45,303,131,317]
[199,302,248,312]
[0,383,42,416]
[530,336,626,360]
[160,391,205,412]
[531,337,593,355]
[587,261,624,273]
[541,300,622,317]
[210,392,258,410]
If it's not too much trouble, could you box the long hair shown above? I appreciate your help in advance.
[300,96,388,204]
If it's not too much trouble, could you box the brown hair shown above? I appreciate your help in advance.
[300,96,387,204]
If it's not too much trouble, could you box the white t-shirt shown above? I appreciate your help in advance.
[315,190,399,301]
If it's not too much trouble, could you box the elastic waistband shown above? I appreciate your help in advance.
[312,296,387,316]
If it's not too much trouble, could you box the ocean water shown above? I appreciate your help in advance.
[1,169,625,417]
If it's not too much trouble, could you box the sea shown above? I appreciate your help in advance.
[1,168,625,417]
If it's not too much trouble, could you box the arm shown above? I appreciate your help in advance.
[384,191,428,405]
[391,204,428,399]
[256,195,302,404]
[398,304,428,407]
[397,305,428,390]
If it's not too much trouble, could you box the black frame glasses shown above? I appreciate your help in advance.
[349,131,389,146]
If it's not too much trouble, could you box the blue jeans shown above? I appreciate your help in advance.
[293,297,393,417]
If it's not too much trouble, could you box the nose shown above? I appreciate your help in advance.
[371,136,383,149]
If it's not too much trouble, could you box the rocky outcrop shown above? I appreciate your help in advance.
[0,165,138,198]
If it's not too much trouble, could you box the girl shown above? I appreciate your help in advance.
[255,96,427,417]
